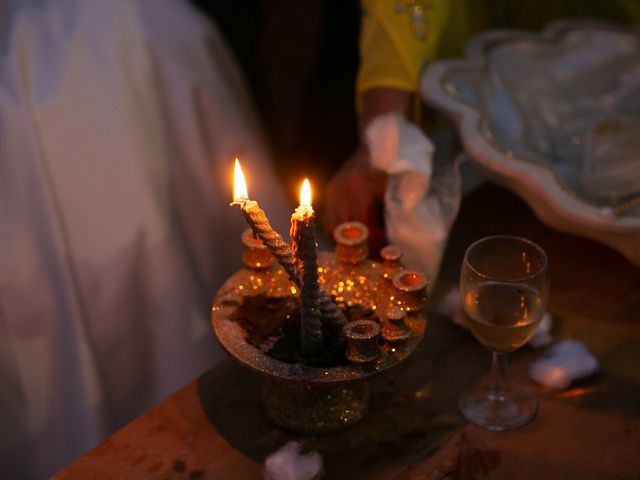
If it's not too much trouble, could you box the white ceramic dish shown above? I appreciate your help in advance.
[422,20,640,264]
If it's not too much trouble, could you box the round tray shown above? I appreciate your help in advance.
[211,256,427,387]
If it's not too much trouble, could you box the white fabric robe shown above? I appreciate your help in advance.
[0,0,289,477]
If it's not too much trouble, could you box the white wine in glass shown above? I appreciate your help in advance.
[458,235,549,431]
[463,281,545,353]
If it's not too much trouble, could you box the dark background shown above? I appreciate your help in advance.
[191,0,361,207]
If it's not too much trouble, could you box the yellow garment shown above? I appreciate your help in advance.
[357,0,449,97]
[358,0,640,102]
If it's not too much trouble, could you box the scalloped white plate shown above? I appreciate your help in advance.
[422,20,640,264]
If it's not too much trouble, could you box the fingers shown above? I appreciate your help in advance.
[322,163,380,239]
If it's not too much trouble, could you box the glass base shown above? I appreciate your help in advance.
[458,382,537,431]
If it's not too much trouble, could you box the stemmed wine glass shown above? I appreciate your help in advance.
[458,235,549,431]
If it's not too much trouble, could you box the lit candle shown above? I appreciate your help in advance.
[231,160,346,337]
[231,159,297,281]
[290,179,323,356]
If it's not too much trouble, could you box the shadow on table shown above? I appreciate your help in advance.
[196,309,481,479]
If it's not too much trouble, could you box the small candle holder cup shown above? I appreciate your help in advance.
[392,270,429,312]
[241,228,276,270]
[381,306,411,344]
[334,222,369,264]
[344,319,382,364]
[380,245,403,281]
[321,221,380,313]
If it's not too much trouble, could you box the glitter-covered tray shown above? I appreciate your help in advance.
[211,253,426,386]
[211,252,427,433]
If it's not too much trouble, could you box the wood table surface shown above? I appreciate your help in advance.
[55,184,640,480]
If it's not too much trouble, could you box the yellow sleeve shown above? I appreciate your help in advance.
[357,0,449,97]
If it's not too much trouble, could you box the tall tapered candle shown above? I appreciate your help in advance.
[231,159,346,331]
[291,179,323,356]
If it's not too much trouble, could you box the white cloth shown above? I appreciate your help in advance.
[529,339,599,390]
[527,312,554,349]
[366,113,461,282]
[0,0,289,477]
[264,442,323,480]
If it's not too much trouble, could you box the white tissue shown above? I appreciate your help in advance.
[435,288,466,328]
[365,113,461,282]
[529,339,599,390]
[264,442,323,480]
[527,312,553,348]
[366,113,434,176]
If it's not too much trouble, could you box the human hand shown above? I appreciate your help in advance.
[322,88,409,254]
[322,145,387,254]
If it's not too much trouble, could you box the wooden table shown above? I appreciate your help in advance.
[55,184,640,479]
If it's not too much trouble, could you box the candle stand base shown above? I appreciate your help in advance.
[262,379,370,434]
[211,253,427,436]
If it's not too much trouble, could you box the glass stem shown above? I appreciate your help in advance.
[489,351,508,401]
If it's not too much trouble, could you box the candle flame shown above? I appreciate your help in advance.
[300,178,312,207]
[233,158,248,202]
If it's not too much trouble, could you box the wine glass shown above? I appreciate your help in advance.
[458,235,549,431]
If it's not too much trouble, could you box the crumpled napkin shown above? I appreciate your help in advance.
[435,288,554,348]
[435,288,466,328]
[528,312,553,348]
[529,339,599,390]
[264,442,323,480]
[365,113,461,282]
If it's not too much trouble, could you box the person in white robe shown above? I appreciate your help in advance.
[0,0,289,477]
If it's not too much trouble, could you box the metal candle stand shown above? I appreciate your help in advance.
[211,224,428,434]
